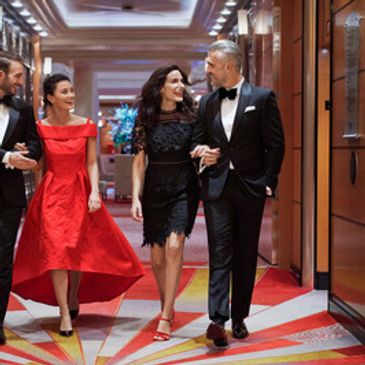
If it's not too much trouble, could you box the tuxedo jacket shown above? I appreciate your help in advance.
[191,81,285,201]
[0,97,42,207]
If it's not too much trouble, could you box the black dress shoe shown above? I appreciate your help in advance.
[59,329,73,337]
[0,328,6,345]
[213,337,228,349]
[206,322,228,349]
[69,308,79,320]
[232,321,249,339]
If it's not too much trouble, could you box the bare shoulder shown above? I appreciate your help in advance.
[71,115,94,125]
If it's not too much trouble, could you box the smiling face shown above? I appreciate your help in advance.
[205,50,230,88]
[47,80,75,111]
[160,69,185,108]
[0,60,24,96]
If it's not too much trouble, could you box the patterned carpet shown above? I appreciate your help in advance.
[2,267,365,364]
[3,197,364,364]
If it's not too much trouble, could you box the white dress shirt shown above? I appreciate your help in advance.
[221,78,244,169]
[0,103,12,166]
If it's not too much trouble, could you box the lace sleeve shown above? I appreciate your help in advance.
[132,116,147,154]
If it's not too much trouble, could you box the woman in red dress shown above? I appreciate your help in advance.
[12,74,145,337]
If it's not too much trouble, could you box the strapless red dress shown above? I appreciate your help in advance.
[12,121,145,305]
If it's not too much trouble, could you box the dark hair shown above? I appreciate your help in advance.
[0,54,24,74]
[43,73,71,107]
[0,57,11,74]
[137,64,195,128]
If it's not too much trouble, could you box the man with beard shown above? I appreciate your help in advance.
[0,55,42,344]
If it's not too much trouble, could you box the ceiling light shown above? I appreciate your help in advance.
[33,24,43,31]
[212,23,223,30]
[225,1,237,6]
[20,9,31,16]
[11,1,23,8]
[217,16,227,24]
[209,30,218,37]
[26,17,37,24]
[221,8,231,16]
[39,31,49,37]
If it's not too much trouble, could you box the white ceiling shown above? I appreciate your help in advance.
[22,0,239,100]
[52,0,198,28]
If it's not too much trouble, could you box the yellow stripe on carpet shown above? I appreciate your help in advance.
[4,328,65,365]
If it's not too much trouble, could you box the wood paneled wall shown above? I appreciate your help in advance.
[331,0,365,320]
[291,0,303,273]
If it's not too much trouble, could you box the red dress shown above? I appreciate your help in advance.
[12,121,145,305]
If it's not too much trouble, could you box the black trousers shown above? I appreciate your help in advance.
[0,194,23,328]
[203,170,266,324]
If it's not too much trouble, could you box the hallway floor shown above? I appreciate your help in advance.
[2,197,365,364]
[2,267,365,364]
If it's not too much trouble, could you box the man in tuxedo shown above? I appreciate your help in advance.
[0,55,42,344]
[191,40,285,348]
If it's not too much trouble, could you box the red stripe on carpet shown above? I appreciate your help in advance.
[249,311,338,341]
[124,268,197,300]
[36,341,78,363]
[77,294,123,316]
[0,345,53,364]
[252,267,310,305]
[7,294,26,311]
[336,345,365,356]
[0,359,21,365]
[162,339,299,365]
[110,312,204,363]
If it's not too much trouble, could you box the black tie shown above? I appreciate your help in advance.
[0,95,11,106]
[218,87,237,101]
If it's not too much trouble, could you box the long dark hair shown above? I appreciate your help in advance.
[137,65,195,128]
[43,73,71,108]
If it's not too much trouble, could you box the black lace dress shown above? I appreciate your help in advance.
[133,110,199,246]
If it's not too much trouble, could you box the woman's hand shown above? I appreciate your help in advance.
[88,191,101,213]
[131,198,143,222]
[14,142,28,152]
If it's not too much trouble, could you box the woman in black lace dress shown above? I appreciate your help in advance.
[131,65,199,341]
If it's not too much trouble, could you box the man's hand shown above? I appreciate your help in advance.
[8,151,37,170]
[191,145,220,168]
[202,147,220,166]
[190,144,210,159]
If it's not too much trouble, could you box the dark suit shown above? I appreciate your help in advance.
[0,97,42,328]
[192,81,285,323]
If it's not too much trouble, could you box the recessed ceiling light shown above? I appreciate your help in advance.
[20,9,31,16]
[26,17,37,24]
[209,30,218,37]
[225,1,237,6]
[221,8,231,16]
[39,31,49,37]
[217,16,227,23]
[33,24,43,31]
[212,23,223,30]
[11,1,23,8]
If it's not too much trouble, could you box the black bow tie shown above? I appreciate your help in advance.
[218,87,237,101]
[0,95,11,106]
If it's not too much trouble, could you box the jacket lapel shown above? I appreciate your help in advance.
[210,91,229,145]
[230,81,252,138]
[2,107,20,146]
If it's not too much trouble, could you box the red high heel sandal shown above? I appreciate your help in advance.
[153,317,173,341]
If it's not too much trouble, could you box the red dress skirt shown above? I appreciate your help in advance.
[12,122,145,305]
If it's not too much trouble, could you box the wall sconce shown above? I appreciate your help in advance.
[43,57,52,75]
[256,9,271,35]
[237,9,248,35]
